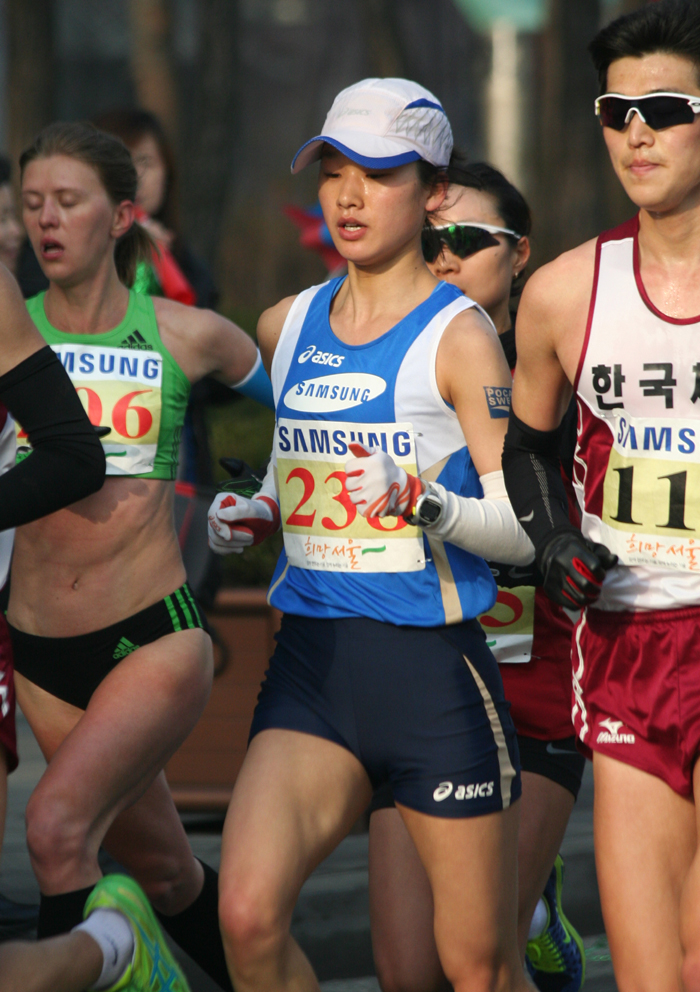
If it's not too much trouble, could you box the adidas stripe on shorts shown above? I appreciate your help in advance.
[9,583,209,710]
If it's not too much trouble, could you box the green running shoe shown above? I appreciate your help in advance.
[83,874,191,992]
[526,855,585,992]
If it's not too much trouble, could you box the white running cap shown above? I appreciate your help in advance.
[291,78,453,174]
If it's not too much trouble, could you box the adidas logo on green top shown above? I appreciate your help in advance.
[113,637,139,660]
[118,330,153,350]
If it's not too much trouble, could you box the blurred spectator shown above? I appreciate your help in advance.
[93,108,218,310]
[0,158,22,276]
[95,109,226,484]
[0,155,46,300]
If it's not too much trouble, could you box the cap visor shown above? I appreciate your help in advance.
[291,135,421,174]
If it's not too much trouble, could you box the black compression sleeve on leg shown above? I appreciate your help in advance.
[0,347,106,530]
[37,885,96,938]
[501,409,576,555]
[156,860,233,992]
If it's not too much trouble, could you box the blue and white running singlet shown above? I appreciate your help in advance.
[267,277,497,626]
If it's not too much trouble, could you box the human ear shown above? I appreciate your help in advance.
[112,200,135,241]
[513,235,530,276]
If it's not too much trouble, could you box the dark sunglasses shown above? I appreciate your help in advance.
[595,92,700,131]
[422,223,521,264]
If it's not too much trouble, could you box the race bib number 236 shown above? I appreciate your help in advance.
[276,417,425,573]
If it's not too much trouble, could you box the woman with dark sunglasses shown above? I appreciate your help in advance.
[367,161,586,992]
[208,78,536,992]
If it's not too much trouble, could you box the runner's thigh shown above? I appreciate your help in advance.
[21,629,212,840]
[220,728,372,929]
[594,752,694,992]
[399,801,522,983]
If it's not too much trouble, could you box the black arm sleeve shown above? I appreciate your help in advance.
[0,346,106,529]
[501,409,576,554]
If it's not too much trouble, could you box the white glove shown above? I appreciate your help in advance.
[344,443,424,518]
[207,492,280,555]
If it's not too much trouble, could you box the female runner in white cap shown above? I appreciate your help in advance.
[209,78,536,992]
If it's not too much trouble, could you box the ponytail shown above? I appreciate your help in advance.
[115,221,154,288]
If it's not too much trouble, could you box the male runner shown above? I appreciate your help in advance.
[502,2,700,988]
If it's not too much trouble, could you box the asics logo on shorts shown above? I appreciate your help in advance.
[597,717,635,744]
[0,682,8,720]
[298,345,345,368]
[433,780,494,802]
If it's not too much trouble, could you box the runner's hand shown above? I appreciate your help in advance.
[537,528,617,608]
[207,492,280,554]
[344,443,423,518]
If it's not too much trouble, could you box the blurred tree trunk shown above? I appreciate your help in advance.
[7,0,54,171]
[356,0,407,78]
[530,0,628,267]
[127,0,178,137]
[179,0,240,268]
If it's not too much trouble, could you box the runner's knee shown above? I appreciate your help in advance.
[25,789,90,876]
[439,941,512,992]
[219,880,288,968]
[374,952,448,992]
[682,948,700,992]
[133,851,201,915]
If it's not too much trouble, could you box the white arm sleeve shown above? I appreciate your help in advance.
[423,470,534,565]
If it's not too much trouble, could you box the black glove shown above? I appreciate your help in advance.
[537,526,618,608]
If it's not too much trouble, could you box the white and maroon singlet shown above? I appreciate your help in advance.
[574,215,700,611]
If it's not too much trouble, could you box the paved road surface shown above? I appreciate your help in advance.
[2,712,616,990]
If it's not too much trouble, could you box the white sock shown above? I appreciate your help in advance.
[73,908,135,991]
[528,897,549,940]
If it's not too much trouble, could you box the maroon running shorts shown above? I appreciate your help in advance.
[499,588,576,741]
[572,603,700,795]
[0,613,17,773]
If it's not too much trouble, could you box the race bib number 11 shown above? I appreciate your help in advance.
[276,417,425,572]
[598,413,700,570]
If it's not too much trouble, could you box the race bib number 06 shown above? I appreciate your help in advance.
[16,344,163,476]
[598,413,700,570]
[276,417,425,572]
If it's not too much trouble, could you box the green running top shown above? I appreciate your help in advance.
[22,291,190,480]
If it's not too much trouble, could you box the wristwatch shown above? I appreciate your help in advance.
[406,482,443,528]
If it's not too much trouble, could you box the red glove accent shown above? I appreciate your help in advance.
[346,442,424,518]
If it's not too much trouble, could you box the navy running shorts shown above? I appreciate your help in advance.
[250,614,521,818]
[369,732,584,815]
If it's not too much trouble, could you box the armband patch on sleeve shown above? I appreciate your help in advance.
[483,385,512,419]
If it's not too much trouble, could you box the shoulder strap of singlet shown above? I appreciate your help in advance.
[25,292,48,334]
[270,282,333,403]
[573,215,639,391]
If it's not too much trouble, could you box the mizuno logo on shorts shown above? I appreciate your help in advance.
[298,345,345,367]
[596,717,635,744]
[433,780,494,802]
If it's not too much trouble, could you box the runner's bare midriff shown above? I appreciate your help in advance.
[8,477,186,636]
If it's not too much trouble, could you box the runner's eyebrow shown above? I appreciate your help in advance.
[22,186,85,196]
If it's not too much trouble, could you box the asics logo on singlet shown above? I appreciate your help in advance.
[433,780,494,802]
[597,717,635,744]
[298,345,345,368]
